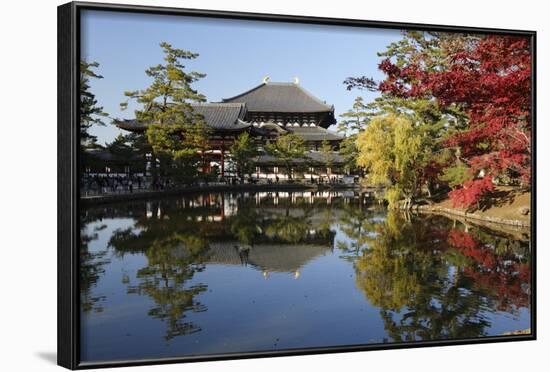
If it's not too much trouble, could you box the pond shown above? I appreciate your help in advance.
[80,191,531,363]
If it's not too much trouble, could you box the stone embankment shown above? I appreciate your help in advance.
[416,204,530,228]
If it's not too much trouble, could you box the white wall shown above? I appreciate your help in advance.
[0,0,546,371]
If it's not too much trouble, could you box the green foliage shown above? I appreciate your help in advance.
[125,132,152,158]
[120,42,207,119]
[378,31,479,71]
[440,161,471,188]
[265,208,312,244]
[356,115,393,185]
[338,96,370,134]
[342,31,478,202]
[229,132,260,181]
[230,207,263,246]
[133,232,210,340]
[385,186,402,209]
[105,133,150,173]
[354,211,495,341]
[336,203,384,254]
[348,94,467,192]
[106,134,136,159]
[80,60,108,147]
[356,114,430,208]
[79,228,109,313]
[319,139,334,173]
[266,133,307,179]
[354,211,421,310]
[121,42,211,183]
[339,135,359,174]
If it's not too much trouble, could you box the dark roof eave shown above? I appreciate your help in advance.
[115,123,146,132]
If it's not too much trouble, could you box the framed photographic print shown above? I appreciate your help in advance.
[58,1,536,369]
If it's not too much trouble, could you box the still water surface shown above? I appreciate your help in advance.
[80,191,531,362]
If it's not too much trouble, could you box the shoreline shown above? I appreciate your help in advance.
[415,204,530,229]
[81,184,531,230]
[399,186,532,230]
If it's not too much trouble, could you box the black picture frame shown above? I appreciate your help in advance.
[58,1,537,369]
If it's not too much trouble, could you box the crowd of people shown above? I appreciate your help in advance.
[82,174,146,194]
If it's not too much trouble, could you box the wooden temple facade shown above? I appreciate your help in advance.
[115,79,345,180]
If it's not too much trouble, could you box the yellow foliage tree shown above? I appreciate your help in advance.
[356,114,428,209]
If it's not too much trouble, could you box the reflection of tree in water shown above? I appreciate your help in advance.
[336,203,385,256]
[105,194,338,340]
[353,211,530,341]
[229,204,263,247]
[80,223,110,313]
[84,193,530,344]
[128,233,210,340]
[316,202,341,244]
[265,207,312,244]
[109,217,211,340]
[229,197,336,246]
[446,227,531,313]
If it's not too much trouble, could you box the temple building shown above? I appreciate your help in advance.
[114,78,345,180]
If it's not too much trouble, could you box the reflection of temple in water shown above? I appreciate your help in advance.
[138,191,359,222]
[143,191,341,279]
[82,191,379,230]
[205,242,332,278]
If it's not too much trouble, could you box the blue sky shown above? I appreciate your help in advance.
[81,10,403,145]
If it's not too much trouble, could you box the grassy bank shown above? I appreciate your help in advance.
[418,187,531,228]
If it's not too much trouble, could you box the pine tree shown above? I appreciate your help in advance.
[121,42,212,183]
[80,60,108,147]
[338,97,370,134]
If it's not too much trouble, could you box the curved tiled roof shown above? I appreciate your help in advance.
[115,118,147,132]
[286,126,343,141]
[115,103,251,132]
[222,82,334,113]
[191,102,249,131]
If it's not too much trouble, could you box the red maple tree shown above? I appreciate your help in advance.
[378,35,532,207]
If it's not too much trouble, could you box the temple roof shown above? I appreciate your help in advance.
[191,103,250,131]
[222,82,334,113]
[114,119,147,132]
[286,126,343,141]
[115,102,251,133]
